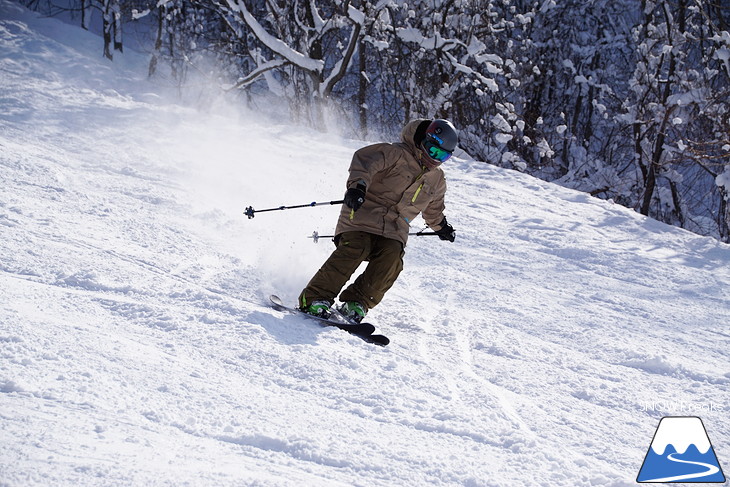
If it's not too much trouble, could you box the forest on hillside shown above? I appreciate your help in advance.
[22,0,730,242]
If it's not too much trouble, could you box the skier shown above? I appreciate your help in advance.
[298,118,458,323]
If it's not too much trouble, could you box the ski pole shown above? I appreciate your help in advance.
[308,230,441,243]
[244,200,344,219]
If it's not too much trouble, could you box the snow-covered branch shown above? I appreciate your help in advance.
[321,12,363,98]
[224,59,290,91]
[225,0,324,73]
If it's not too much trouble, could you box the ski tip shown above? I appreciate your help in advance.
[367,335,390,346]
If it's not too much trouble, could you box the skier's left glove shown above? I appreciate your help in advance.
[435,217,456,242]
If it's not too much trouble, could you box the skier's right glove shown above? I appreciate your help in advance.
[344,183,366,212]
[435,217,456,242]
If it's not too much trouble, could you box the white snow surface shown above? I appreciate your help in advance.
[1,2,729,486]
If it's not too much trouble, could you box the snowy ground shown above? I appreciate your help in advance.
[1,2,729,485]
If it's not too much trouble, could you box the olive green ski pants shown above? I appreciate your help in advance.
[299,231,404,311]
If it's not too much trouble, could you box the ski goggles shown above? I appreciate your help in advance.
[423,134,453,163]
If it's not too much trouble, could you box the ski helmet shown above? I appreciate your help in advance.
[420,119,458,167]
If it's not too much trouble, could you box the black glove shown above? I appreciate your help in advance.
[344,183,366,212]
[435,217,456,242]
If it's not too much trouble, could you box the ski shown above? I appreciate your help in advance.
[269,295,389,346]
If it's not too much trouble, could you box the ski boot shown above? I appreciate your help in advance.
[338,301,367,323]
[302,300,331,319]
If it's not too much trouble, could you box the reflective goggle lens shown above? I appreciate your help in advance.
[423,136,452,163]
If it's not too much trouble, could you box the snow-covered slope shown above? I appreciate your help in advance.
[1,2,729,485]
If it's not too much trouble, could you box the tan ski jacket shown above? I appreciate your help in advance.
[334,119,448,246]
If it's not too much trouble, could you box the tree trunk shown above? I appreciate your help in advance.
[148,6,164,77]
[102,0,113,60]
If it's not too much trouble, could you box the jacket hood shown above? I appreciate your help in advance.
[400,119,431,154]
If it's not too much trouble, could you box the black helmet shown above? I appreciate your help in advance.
[420,119,458,167]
